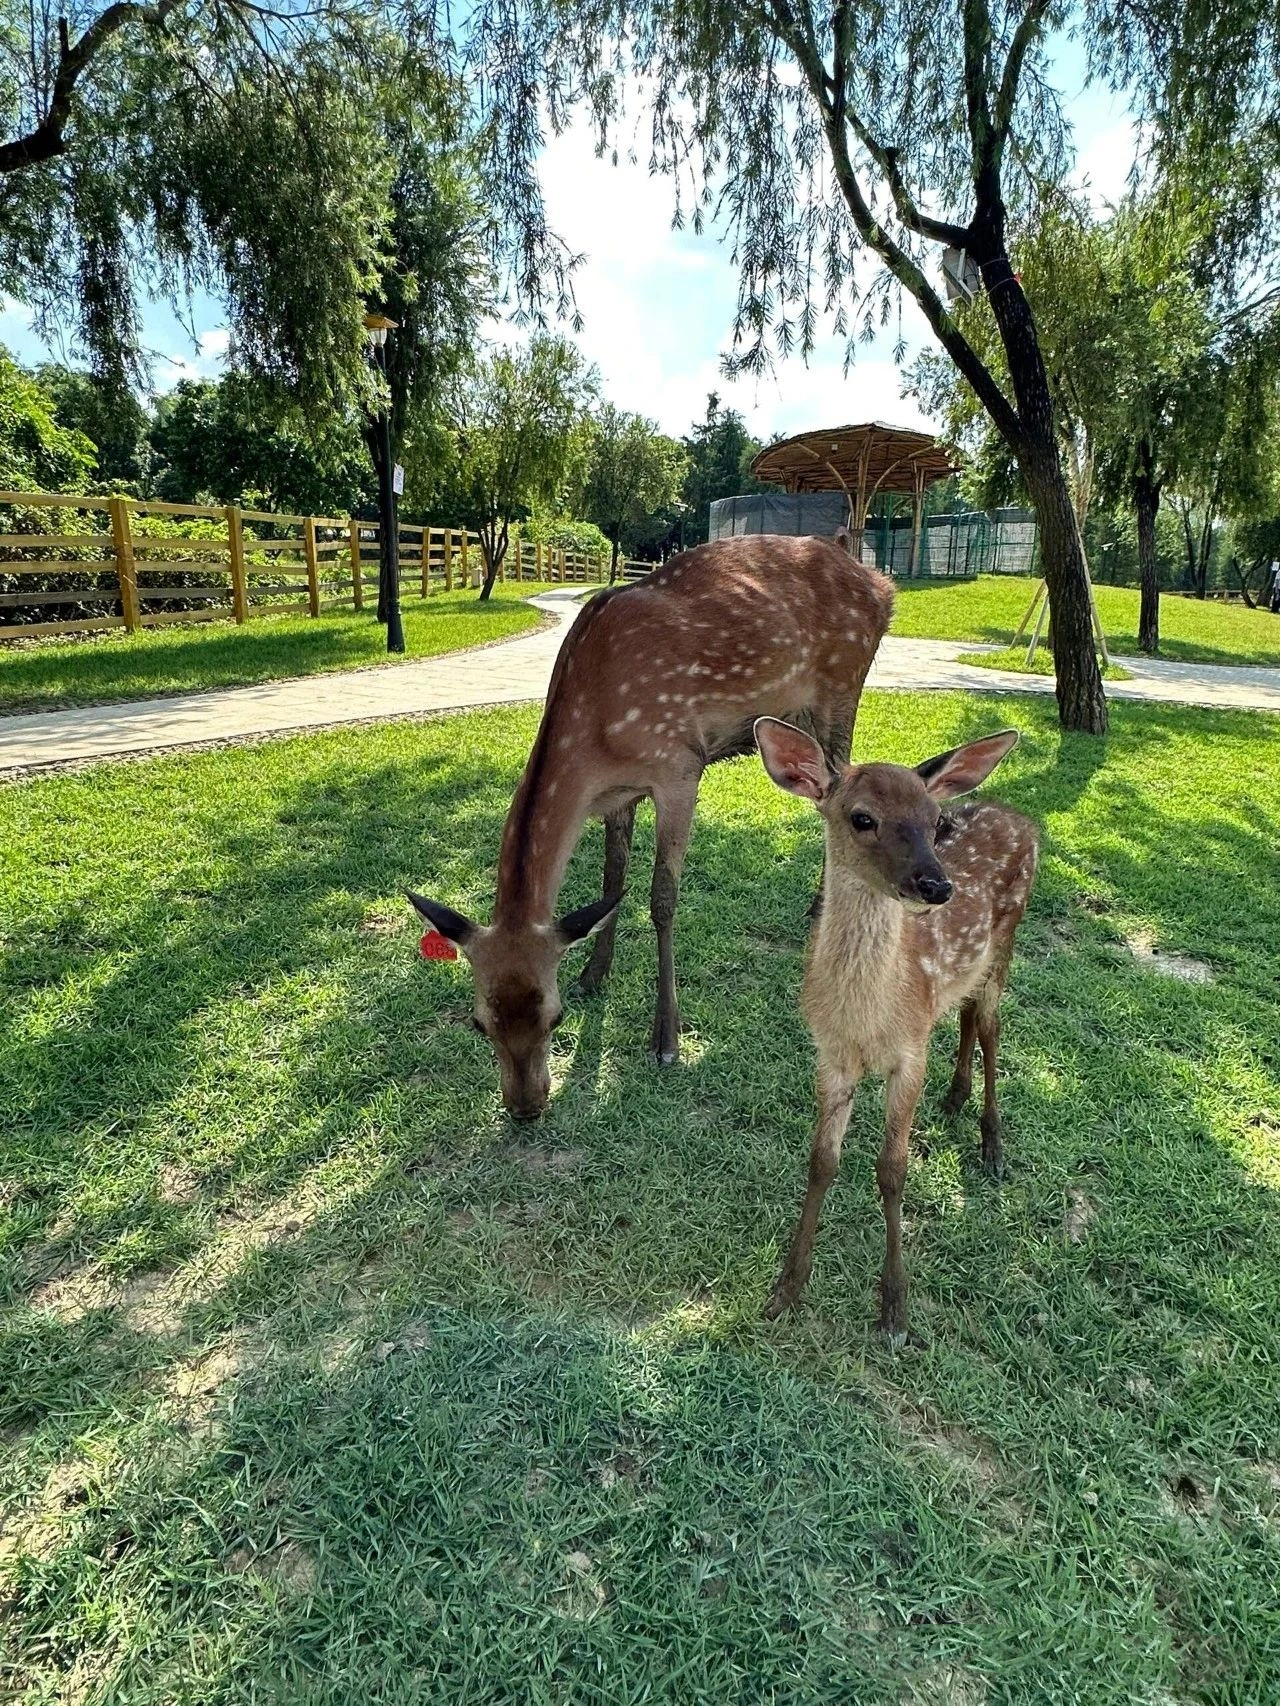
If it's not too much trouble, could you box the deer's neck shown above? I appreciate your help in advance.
[493,718,592,927]
[812,853,904,979]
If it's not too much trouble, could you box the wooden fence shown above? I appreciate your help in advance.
[0,490,640,643]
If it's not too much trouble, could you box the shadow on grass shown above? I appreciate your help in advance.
[2,695,1279,1700]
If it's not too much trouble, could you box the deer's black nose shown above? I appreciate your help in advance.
[915,873,953,906]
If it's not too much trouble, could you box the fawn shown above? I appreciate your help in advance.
[409,534,893,1119]
[754,717,1038,1343]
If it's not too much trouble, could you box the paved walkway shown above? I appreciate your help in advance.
[3,588,1278,774]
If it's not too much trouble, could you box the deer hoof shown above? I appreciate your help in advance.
[763,1286,797,1321]
[880,1326,908,1352]
[652,1048,679,1068]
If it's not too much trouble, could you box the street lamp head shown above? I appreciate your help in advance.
[363,311,398,350]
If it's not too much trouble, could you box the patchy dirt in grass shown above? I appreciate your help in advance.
[157,1164,199,1205]
[1124,928,1215,984]
[28,1169,356,1336]
[554,1548,608,1621]
[0,1456,101,1570]
[227,1538,319,1594]
[1064,1187,1099,1243]
[513,1146,582,1177]
[863,1376,1005,1494]
[904,1662,990,1704]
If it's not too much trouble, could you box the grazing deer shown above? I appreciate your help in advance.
[753,718,1038,1343]
[408,534,894,1119]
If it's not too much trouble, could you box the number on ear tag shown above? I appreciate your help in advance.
[420,931,458,961]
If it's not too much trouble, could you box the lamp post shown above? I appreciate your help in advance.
[364,312,404,654]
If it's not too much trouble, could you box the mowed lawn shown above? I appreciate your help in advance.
[892,575,1280,667]
[0,585,562,716]
[3,694,1279,1702]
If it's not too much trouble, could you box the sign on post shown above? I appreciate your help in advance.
[393,464,405,496]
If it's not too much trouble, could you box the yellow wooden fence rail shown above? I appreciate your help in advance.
[0,490,652,642]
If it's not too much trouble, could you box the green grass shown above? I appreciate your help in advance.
[956,646,1134,682]
[0,584,565,716]
[3,694,1279,1702]
[891,575,1280,667]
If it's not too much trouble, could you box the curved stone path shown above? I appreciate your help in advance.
[2,587,1277,776]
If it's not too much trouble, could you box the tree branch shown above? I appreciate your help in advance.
[993,0,1052,160]
[0,0,188,175]
[762,0,1021,445]
[846,120,971,248]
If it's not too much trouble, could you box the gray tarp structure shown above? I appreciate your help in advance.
[708,494,1038,578]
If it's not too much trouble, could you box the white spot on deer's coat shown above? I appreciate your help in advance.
[624,707,641,722]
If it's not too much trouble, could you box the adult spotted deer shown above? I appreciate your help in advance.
[754,718,1038,1343]
[409,534,894,1119]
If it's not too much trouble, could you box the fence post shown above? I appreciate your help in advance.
[421,529,430,598]
[558,547,566,584]
[459,531,468,590]
[225,504,248,623]
[303,516,321,618]
[446,530,455,592]
[348,519,363,609]
[110,496,140,632]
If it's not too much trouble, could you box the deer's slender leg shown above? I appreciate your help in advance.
[649,773,700,1064]
[878,1055,926,1345]
[943,1001,978,1116]
[764,1065,859,1318]
[575,801,637,995]
[977,1003,1004,1179]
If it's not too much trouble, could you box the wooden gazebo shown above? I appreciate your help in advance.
[751,423,957,572]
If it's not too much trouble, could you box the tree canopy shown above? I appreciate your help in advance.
[0,346,96,491]
[581,404,687,577]
[442,334,598,598]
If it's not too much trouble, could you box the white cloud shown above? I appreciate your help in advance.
[531,115,938,440]
[1070,117,1143,213]
[152,323,230,389]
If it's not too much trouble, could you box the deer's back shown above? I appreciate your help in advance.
[550,536,894,773]
[912,801,1039,1015]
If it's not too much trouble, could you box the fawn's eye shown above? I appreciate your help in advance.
[935,815,957,845]
[850,811,877,833]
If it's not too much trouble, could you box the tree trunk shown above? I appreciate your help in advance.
[979,253,1107,734]
[479,519,507,601]
[1134,468,1161,655]
[609,531,621,583]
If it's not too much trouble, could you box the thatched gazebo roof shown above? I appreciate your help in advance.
[751,423,956,499]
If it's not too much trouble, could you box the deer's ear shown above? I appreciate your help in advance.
[917,730,1020,800]
[754,718,834,802]
[406,891,477,948]
[556,893,622,950]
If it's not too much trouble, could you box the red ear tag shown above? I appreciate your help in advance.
[420,930,458,961]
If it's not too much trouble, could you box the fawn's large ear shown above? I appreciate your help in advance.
[556,893,622,950]
[754,718,834,802]
[407,891,477,949]
[916,730,1020,800]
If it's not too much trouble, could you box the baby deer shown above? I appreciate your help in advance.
[754,718,1038,1344]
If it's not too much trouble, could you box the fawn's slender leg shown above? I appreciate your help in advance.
[977,1004,1004,1178]
[943,1001,978,1115]
[764,1065,858,1318]
[576,802,637,995]
[649,773,700,1064]
[878,1055,926,1345]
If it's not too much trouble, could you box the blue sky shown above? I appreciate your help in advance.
[0,38,1137,442]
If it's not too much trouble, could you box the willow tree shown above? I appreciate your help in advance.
[428,0,1117,728]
